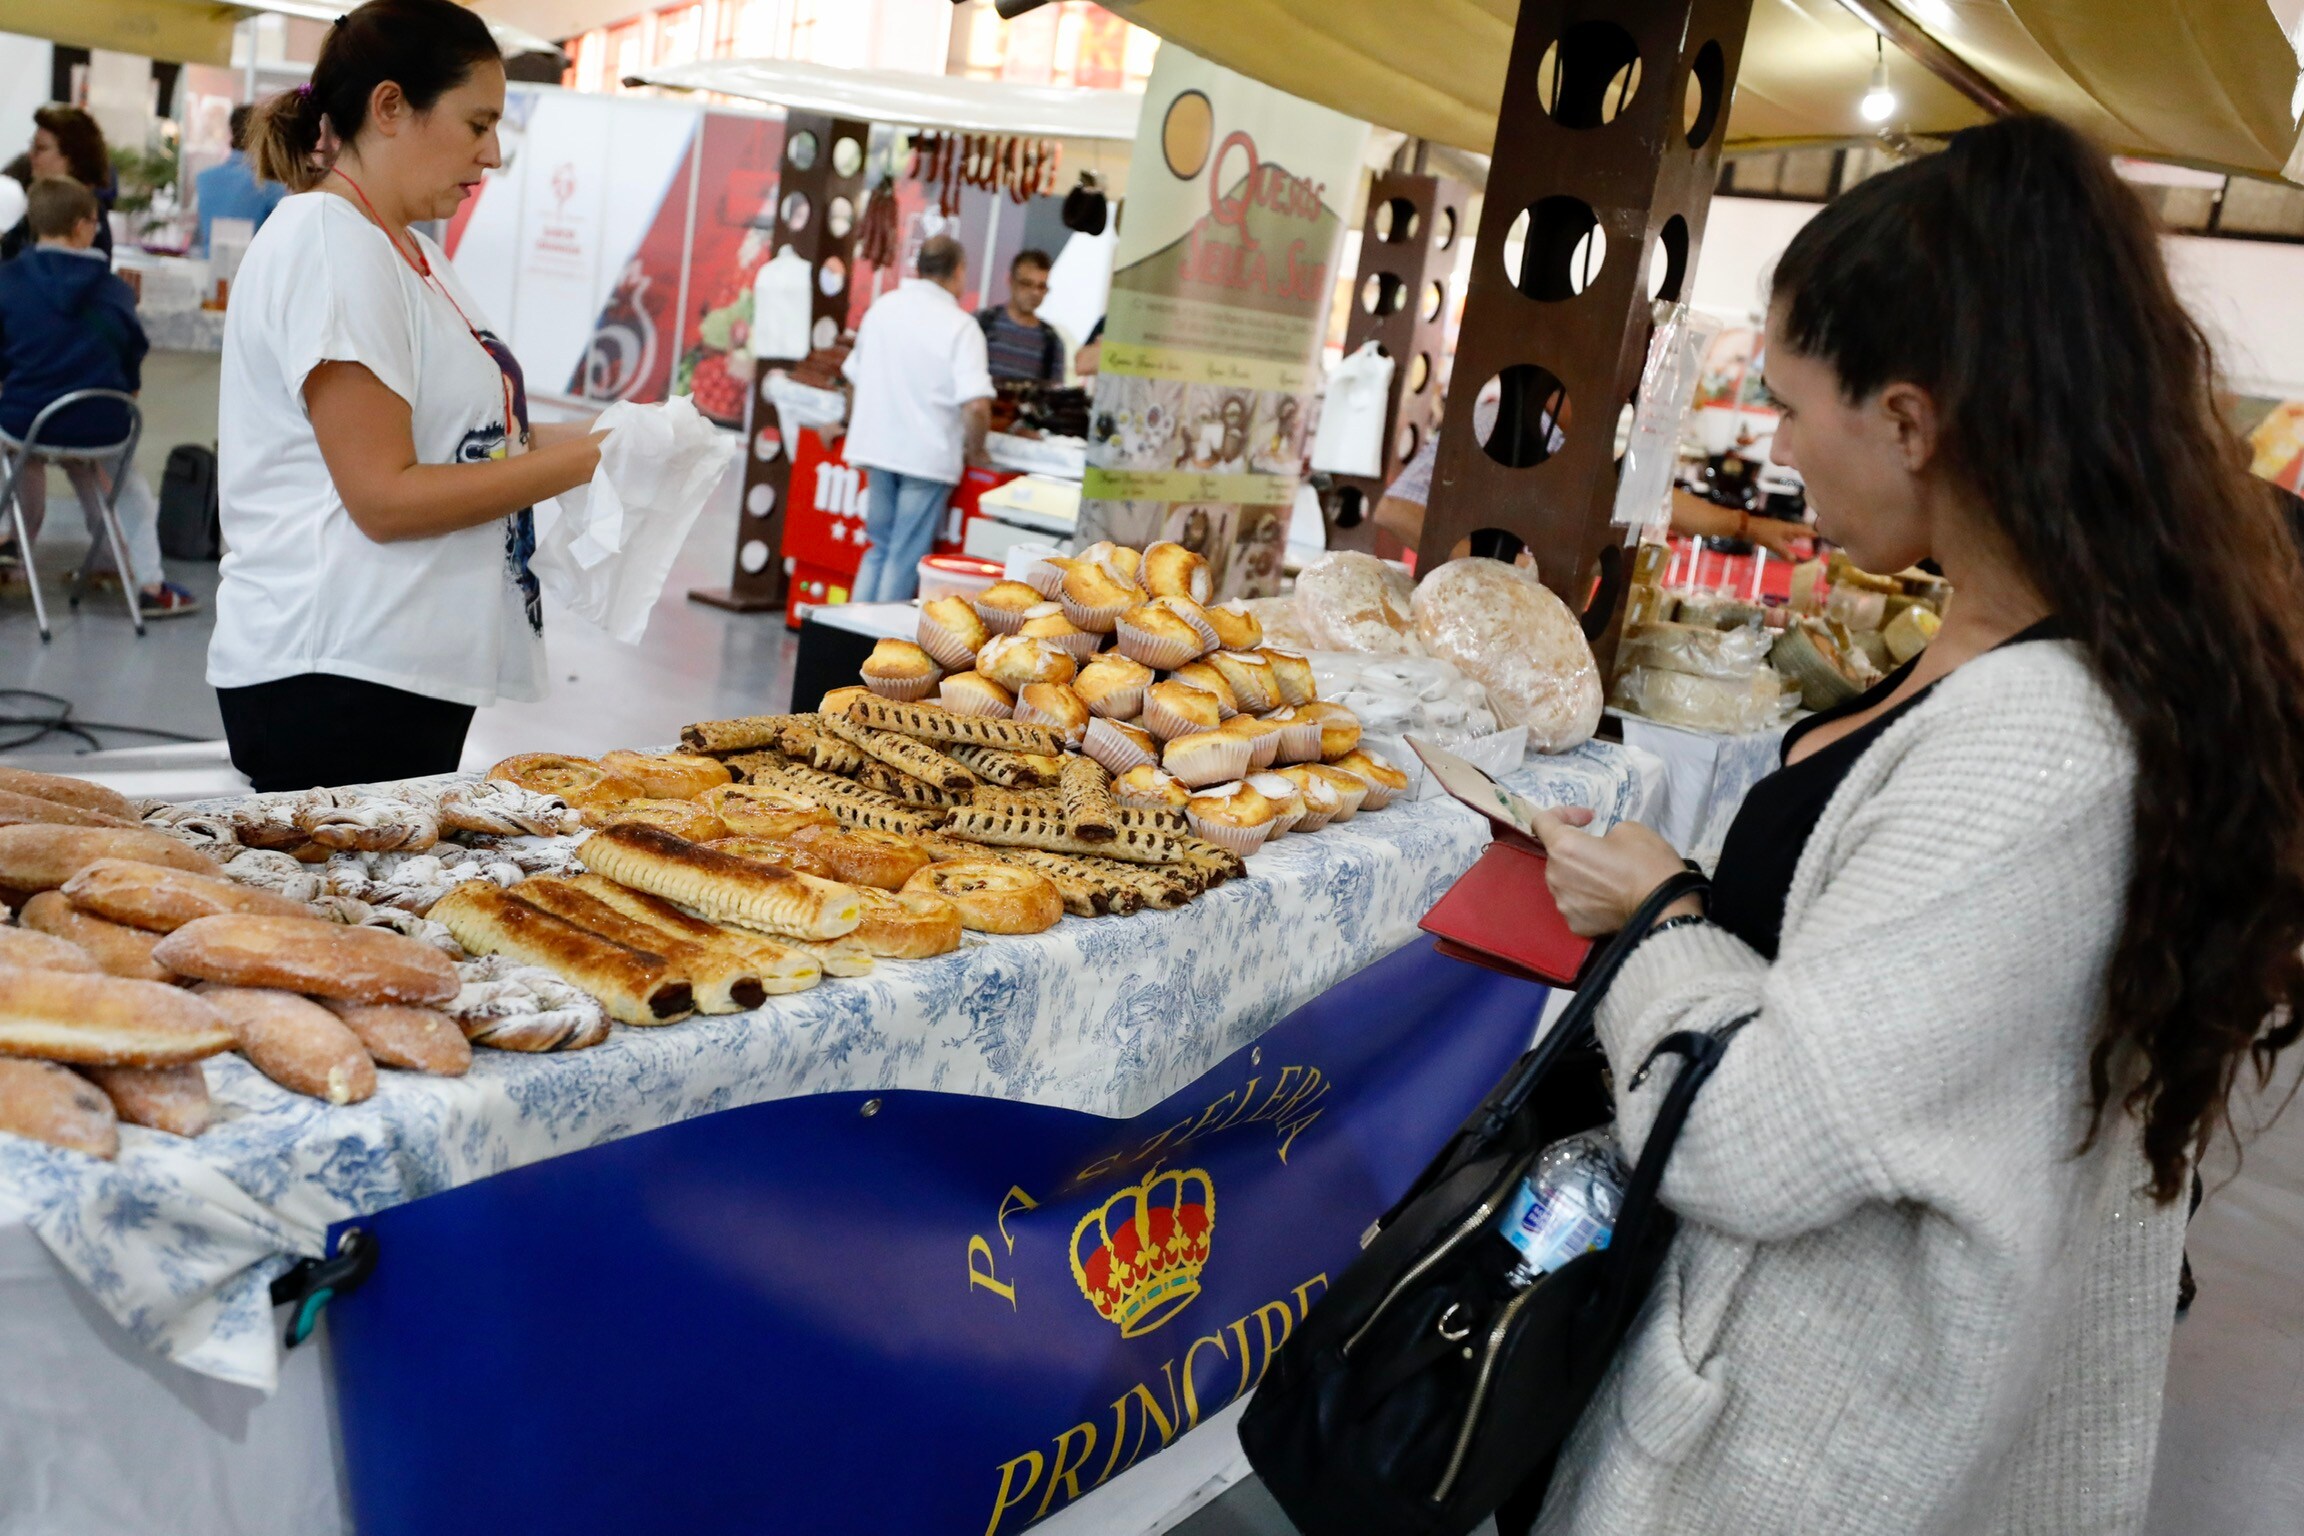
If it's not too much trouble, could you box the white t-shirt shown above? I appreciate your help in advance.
[209,192,546,707]
[840,278,994,484]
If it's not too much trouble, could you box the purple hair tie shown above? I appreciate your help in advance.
[296,84,312,98]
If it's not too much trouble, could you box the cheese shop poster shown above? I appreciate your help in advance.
[1079,47,1369,601]
[323,939,1535,1534]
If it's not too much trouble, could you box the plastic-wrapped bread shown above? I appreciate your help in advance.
[61,858,312,931]
[196,985,376,1105]
[431,883,693,1027]
[81,1063,211,1137]
[0,968,234,1065]
[0,1059,118,1157]
[0,825,217,893]
[19,892,172,981]
[317,1001,472,1076]
[1410,558,1602,752]
[1295,551,1421,655]
[152,915,462,1006]
[575,823,863,941]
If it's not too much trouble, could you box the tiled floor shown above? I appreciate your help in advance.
[5,354,2299,1536]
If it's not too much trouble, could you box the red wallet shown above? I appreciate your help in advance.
[1419,826,1593,987]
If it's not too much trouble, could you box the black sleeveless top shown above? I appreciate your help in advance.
[1707,618,2064,959]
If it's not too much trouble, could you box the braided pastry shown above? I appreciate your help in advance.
[942,804,1190,866]
[577,823,863,941]
[138,804,241,853]
[902,862,1063,934]
[450,955,612,1052]
[297,795,440,853]
[839,697,1065,756]
[1059,756,1118,844]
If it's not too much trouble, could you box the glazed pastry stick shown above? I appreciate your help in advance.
[1059,756,1119,844]
[575,823,864,942]
[839,697,1066,756]
[816,716,982,793]
[513,877,772,1013]
[941,805,1190,866]
[431,882,695,1026]
[564,874,821,995]
[943,745,1052,788]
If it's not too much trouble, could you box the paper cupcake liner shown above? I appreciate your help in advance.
[916,614,983,671]
[1241,730,1282,772]
[973,600,1033,635]
[1141,696,1218,742]
[1159,603,1221,653]
[1326,780,1370,820]
[940,683,1014,718]
[1023,559,1069,597]
[1354,780,1401,811]
[1083,719,1159,775]
[1264,653,1317,707]
[863,673,939,702]
[1060,593,1134,635]
[1037,629,1104,665]
[1292,809,1337,834]
[1114,618,1202,671]
[1271,720,1323,762]
[1165,737,1253,788]
[1186,811,1273,857]
[1080,679,1147,721]
[1263,806,1307,839]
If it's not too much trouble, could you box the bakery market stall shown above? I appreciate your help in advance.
[0,538,1655,1534]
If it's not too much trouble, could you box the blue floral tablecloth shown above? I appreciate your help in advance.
[0,744,1658,1392]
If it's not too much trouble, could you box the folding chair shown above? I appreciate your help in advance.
[0,388,147,641]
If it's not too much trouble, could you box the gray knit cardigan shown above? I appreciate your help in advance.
[1536,640,2185,1535]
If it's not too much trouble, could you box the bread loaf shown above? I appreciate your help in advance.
[61,858,311,932]
[576,823,863,941]
[0,1058,117,1157]
[0,766,137,822]
[0,787,135,830]
[197,986,377,1104]
[0,968,234,1066]
[0,825,216,893]
[19,892,171,981]
[432,882,693,1026]
[0,924,102,973]
[151,915,462,1006]
[81,1062,211,1136]
[318,1001,473,1076]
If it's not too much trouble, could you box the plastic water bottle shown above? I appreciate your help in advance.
[1497,1129,1629,1287]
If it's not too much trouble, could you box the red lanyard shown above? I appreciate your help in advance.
[331,166,520,448]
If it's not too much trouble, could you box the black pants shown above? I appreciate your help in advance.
[217,673,476,793]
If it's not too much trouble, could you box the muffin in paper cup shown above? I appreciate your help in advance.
[1114,612,1203,671]
[915,601,988,671]
[1074,656,1150,721]
[1187,808,1273,858]
[973,580,1047,636]
[861,671,939,703]
[1114,765,1190,811]
[1059,592,1134,635]
[1022,556,1071,597]
[1305,765,1371,821]
[1151,595,1223,654]
[1264,709,1324,763]
[1247,772,1307,838]
[1141,683,1224,742]
[1163,732,1253,788]
[1293,807,1337,834]
[1083,717,1159,775]
[1221,716,1284,772]
[939,672,1016,717]
[1040,626,1104,665]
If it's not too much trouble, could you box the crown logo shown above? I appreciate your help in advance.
[1071,1166,1216,1337]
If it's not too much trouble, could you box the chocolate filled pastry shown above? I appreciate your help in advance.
[514,876,781,1014]
[943,745,1051,788]
[19,892,171,981]
[0,925,101,973]
[0,766,137,823]
[817,716,981,793]
[855,762,972,810]
[152,915,462,1006]
[583,798,731,842]
[318,1002,472,1076]
[679,715,794,756]
[842,697,1067,756]
[943,803,1190,866]
[564,875,821,995]
[699,782,838,840]
[61,858,312,932]
[744,765,950,836]
[0,968,234,1066]
[599,750,735,801]
[432,882,693,1026]
[0,787,135,830]
[0,1058,118,1157]
[850,887,965,958]
[0,825,216,893]
[81,1062,210,1137]
[1060,755,1119,843]
[576,822,863,942]
[196,985,377,1104]
[902,862,1063,934]
[487,753,647,812]
[297,796,440,853]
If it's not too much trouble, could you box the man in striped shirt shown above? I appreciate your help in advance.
[975,249,1065,384]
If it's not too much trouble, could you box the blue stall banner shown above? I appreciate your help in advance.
[327,938,1544,1535]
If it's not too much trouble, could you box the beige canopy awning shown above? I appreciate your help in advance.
[1100,0,2304,181]
[2,0,560,69]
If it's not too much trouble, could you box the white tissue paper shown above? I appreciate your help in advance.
[532,395,731,644]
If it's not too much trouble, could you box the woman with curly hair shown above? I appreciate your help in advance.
[2,106,115,263]
[1526,113,2304,1534]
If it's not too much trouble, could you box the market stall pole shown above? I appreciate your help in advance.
[1322,161,1467,560]
[691,109,871,615]
[1419,0,1750,668]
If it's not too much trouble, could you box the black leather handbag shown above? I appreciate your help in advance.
[1240,872,1748,1536]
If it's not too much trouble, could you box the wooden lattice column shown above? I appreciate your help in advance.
[1323,169,1470,558]
[692,111,871,614]
[1419,0,1750,665]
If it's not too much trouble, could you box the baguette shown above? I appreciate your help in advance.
[0,1058,117,1157]
[19,892,172,981]
[0,787,135,830]
[942,804,1190,866]
[196,986,376,1104]
[151,915,462,1005]
[431,883,693,1026]
[0,924,102,973]
[0,968,234,1066]
[80,1062,210,1136]
[680,715,796,756]
[576,823,863,941]
[563,875,821,995]
[944,745,1054,788]
[0,766,136,822]
[817,716,981,792]
[318,1001,473,1076]
[1059,756,1119,843]
[0,825,216,893]
[840,697,1065,756]
[514,877,765,1014]
[61,858,310,932]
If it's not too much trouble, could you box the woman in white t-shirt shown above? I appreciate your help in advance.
[213,0,601,791]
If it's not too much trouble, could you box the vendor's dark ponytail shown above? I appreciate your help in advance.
[1770,115,2304,1203]
[249,0,502,191]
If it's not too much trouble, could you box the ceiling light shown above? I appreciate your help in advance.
[1860,35,1896,124]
